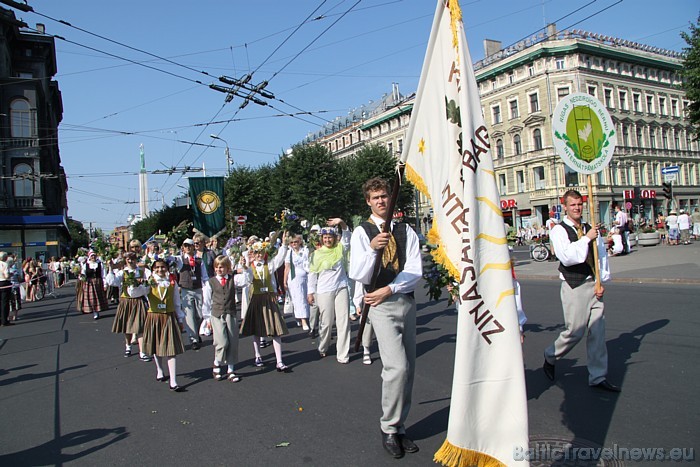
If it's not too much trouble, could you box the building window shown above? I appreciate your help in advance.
[398,138,403,154]
[13,163,33,197]
[646,95,654,114]
[529,93,539,112]
[499,174,507,195]
[508,72,514,84]
[649,128,656,148]
[673,130,680,149]
[516,170,525,193]
[636,126,644,146]
[659,97,667,116]
[619,90,628,110]
[513,134,522,155]
[652,163,659,185]
[10,99,35,138]
[633,93,641,112]
[528,65,535,76]
[671,99,679,117]
[557,87,569,102]
[587,85,597,97]
[662,130,668,149]
[564,166,579,186]
[555,58,565,69]
[533,166,546,189]
[687,131,693,150]
[388,142,393,155]
[491,79,497,90]
[533,129,543,151]
[492,105,501,124]
[622,125,630,146]
[509,99,519,119]
[604,88,613,108]
[496,139,504,159]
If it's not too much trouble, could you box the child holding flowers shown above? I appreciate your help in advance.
[111,252,150,361]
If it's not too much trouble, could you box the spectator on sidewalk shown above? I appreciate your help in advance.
[692,208,700,241]
[678,210,691,245]
[666,211,679,246]
[613,204,629,254]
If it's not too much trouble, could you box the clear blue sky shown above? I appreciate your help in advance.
[19,0,698,232]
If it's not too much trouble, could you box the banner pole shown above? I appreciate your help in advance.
[587,174,601,291]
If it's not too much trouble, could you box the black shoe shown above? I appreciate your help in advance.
[399,435,419,453]
[381,432,404,459]
[543,360,555,381]
[156,375,168,382]
[169,385,185,392]
[591,379,621,393]
[191,340,200,350]
[276,363,290,373]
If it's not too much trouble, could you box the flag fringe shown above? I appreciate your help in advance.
[405,163,431,200]
[434,439,505,467]
[427,224,461,281]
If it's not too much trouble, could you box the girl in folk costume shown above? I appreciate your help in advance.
[307,219,352,364]
[236,232,290,372]
[202,255,241,382]
[136,259,186,391]
[111,252,150,362]
[284,234,310,331]
[80,251,109,320]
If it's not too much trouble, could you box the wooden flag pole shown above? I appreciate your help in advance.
[586,174,601,291]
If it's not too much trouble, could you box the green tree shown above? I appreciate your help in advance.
[131,205,192,243]
[342,144,416,227]
[272,144,349,222]
[225,164,277,237]
[67,218,89,255]
[681,15,700,138]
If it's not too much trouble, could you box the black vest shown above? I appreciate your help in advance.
[179,257,203,290]
[85,262,102,279]
[208,276,236,318]
[557,222,594,289]
[360,221,408,290]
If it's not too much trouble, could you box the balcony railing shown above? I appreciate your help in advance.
[3,138,39,149]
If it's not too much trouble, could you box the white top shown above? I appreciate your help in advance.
[550,216,610,283]
[666,214,678,229]
[349,215,422,295]
[236,245,288,291]
[307,229,351,294]
[130,272,185,322]
[285,247,309,278]
[678,213,690,230]
[614,210,628,229]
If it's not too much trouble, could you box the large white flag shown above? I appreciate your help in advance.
[400,1,528,465]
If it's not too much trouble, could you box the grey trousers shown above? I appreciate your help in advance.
[544,279,608,385]
[211,313,238,366]
[309,297,320,331]
[316,287,351,362]
[369,293,416,434]
[181,288,203,342]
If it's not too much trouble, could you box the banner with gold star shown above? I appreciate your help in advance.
[189,177,225,238]
[400,1,529,465]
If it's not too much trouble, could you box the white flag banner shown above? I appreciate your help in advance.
[400,1,528,465]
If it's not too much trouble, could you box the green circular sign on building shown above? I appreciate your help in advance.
[552,92,616,174]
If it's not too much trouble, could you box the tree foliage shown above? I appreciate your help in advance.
[131,205,192,243]
[681,15,700,139]
[67,218,89,255]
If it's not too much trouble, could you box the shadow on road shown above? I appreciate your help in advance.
[0,427,129,466]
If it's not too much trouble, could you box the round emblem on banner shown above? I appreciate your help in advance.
[552,93,616,174]
[196,191,221,214]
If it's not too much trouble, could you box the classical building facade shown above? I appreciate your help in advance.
[475,25,697,227]
[301,25,698,229]
[0,8,69,260]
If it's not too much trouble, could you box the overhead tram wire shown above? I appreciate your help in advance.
[26,5,216,81]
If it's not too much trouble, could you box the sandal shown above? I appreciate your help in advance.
[213,366,225,381]
[276,363,290,373]
[254,357,264,367]
[227,373,241,382]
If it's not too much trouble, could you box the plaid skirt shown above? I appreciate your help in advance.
[240,293,289,338]
[111,297,147,334]
[142,312,185,357]
[80,278,109,313]
[75,280,83,312]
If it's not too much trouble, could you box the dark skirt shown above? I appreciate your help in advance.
[80,278,109,313]
[143,312,185,357]
[240,293,289,337]
[75,280,83,312]
[111,297,147,334]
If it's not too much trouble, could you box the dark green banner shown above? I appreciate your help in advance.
[189,177,225,238]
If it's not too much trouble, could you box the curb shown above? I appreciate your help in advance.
[517,274,700,285]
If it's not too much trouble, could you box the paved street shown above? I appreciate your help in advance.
[1,243,698,466]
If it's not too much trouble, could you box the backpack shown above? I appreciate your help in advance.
[627,219,635,233]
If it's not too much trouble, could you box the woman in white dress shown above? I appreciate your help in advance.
[284,234,310,330]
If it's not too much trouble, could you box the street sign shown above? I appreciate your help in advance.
[625,201,632,210]
[664,173,678,183]
[661,166,680,174]
[236,215,247,225]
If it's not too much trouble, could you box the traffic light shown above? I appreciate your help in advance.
[662,182,673,200]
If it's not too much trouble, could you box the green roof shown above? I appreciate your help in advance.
[360,105,413,130]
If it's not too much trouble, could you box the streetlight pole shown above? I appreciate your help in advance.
[210,134,231,176]
[153,189,165,209]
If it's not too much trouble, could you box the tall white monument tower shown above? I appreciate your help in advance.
[139,144,149,219]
